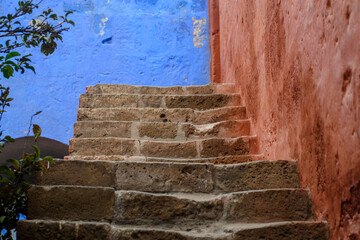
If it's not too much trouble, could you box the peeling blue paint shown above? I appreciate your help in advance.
[0,0,210,144]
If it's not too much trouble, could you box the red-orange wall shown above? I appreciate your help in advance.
[213,1,360,239]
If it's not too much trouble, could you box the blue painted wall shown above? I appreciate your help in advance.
[0,0,210,144]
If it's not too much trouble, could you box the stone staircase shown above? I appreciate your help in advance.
[17,84,329,239]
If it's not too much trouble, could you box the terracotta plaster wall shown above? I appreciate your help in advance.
[217,0,360,239]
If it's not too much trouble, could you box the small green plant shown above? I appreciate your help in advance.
[0,124,54,240]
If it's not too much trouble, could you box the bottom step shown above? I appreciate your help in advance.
[17,220,328,240]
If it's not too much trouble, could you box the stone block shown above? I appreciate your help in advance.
[141,140,198,158]
[225,189,313,222]
[115,191,223,223]
[141,108,194,123]
[87,84,137,94]
[116,162,213,192]
[140,86,185,95]
[27,186,115,221]
[79,94,138,108]
[214,160,299,192]
[139,123,178,139]
[200,138,250,158]
[193,106,247,124]
[69,138,137,156]
[77,108,140,121]
[37,160,117,187]
[139,95,163,108]
[74,121,132,138]
[17,220,111,240]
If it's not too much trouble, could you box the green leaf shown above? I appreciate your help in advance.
[41,41,57,56]
[7,159,20,170]
[32,124,41,141]
[43,156,54,164]
[5,51,21,60]
[32,145,40,158]
[65,11,73,17]
[1,65,14,79]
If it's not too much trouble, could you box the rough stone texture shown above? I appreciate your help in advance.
[88,84,137,95]
[200,138,251,158]
[140,86,186,95]
[37,160,116,187]
[193,107,247,124]
[233,222,329,240]
[110,228,228,240]
[115,191,223,223]
[77,108,140,122]
[215,0,360,238]
[139,123,178,139]
[17,220,111,240]
[69,138,137,156]
[139,95,163,108]
[74,122,132,138]
[27,186,115,221]
[141,141,198,158]
[79,94,138,108]
[116,162,213,193]
[214,160,299,192]
[141,108,194,123]
[225,189,313,222]
[164,94,240,110]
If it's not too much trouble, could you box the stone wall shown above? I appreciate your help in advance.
[213,0,360,239]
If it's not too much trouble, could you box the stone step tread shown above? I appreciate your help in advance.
[27,186,312,223]
[79,93,241,110]
[17,220,328,240]
[64,154,264,164]
[69,136,259,158]
[73,120,251,140]
[77,106,247,124]
[86,83,236,95]
[38,159,299,193]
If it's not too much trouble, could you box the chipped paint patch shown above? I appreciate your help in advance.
[192,17,207,48]
[98,17,109,36]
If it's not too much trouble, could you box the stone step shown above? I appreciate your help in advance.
[26,186,312,224]
[17,220,328,240]
[115,189,312,224]
[73,120,251,140]
[79,93,241,110]
[69,137,259,158]
[86,83,236,95]
[64,154,264,164]
[26,186,115,222]
[37,160,299,193]
[77,106,247,124]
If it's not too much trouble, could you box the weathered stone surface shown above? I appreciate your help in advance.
[140,86,185,95]
[193,106,247,124]
[214,160,299,192]
[200,138,250,158]
[139,123,178,139]
[79,94,138,108]
[185,85,213,94]
[183,120,250,139]
[74,121,132,138]
[164,94,240,110]
[17,220,111,240]
[111,227,229,240]
[139,95,163,108]
[87,84,137,95]
[116,162,213,192]
[141,108,194,123]
[77,108,140,121]
[141,141,197,158]
[27,186,115,221]
[233,222,329,240]
[115,191,223,223]
[145,155,263,164]
[69,138,137,156]
[225,189,313,222]
[37,160,116,187]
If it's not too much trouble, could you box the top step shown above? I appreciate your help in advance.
[86,84,236,95]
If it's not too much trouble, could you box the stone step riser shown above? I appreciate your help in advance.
[37,160,300,193]
[77,106,247,124]
[69,137,259,159]
[79,94,241,110]
[17,220,329,240]
[73,120,251,140]
[26,187,312,224]
[86,84,236,95]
